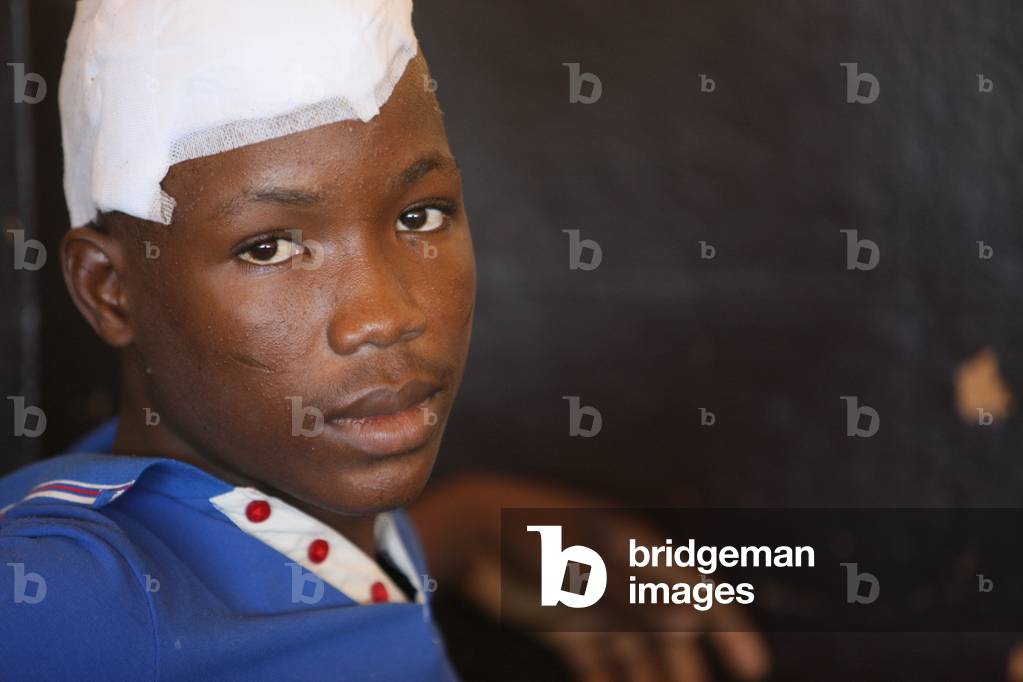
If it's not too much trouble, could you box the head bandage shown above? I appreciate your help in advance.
[59,0,417,228]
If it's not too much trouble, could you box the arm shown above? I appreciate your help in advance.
[0,513,158,680]
[408,473,770,682]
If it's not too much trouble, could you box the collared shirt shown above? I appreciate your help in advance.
[0,421,460,681]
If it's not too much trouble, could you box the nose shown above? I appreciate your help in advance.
[326,252,427,356]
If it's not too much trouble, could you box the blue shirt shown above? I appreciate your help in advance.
[0,422,460,681]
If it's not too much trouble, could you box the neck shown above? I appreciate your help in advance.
[110,361,378,557]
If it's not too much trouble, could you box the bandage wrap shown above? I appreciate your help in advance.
[59,0,418,228]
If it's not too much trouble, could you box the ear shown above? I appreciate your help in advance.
[60,226,134,347]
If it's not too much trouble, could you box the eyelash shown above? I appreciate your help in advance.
[233,200,458,266]
[233,230,298,261]
[404,199,457,219]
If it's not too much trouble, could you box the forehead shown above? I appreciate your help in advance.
[160,55,449,224]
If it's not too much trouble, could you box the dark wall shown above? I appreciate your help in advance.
[1,0,117,468]
[3,1,1023,680]
[1,3,22,466]
[421,0,1023,510]
[1,0,43,472]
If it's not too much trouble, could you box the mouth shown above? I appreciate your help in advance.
[324,379,444,457]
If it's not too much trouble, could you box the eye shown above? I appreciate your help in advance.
[396,206,449,232]
[237,237,304,265]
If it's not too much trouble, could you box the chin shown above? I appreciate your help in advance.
[304,445,439,516]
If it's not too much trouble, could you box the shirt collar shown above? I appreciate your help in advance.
[210,487,423,605]
[5,421,426,608]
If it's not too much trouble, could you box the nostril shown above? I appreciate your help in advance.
[330,319,423,355]
[399,324,424,343]
[326,290,427,354]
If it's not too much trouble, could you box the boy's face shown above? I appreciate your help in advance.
[108,56,475,514]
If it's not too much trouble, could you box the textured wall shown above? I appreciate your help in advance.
[420,0,1023,511]
[419,2,1023,678]
[1,0,42,472]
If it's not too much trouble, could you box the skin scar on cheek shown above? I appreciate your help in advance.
[228,351,276,373]
[219,308,311,374]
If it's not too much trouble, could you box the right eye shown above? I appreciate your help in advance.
[237,237,304,265]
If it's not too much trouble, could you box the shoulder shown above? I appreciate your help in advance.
[0,452,153,510]
[0,453,199,680]
[0,504,158,678]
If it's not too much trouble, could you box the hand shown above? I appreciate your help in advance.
[409,473,770,682]
[1007,643,1023,682]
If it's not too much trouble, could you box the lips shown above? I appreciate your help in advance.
[327,379,440,420]
[324,379,443,457]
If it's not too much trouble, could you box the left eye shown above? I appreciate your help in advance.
[396,207,447,232]
[238,238,304,265]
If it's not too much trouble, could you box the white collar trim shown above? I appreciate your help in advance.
[209,487,423,605]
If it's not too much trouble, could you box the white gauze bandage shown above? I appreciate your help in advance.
[59,0,418,228]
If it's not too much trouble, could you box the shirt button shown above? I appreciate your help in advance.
[308,539,329,563]
[245,500,271,523]
[371,581,389,603]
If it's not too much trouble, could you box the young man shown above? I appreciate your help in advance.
[1,1,469,678]
[1,1,768,679]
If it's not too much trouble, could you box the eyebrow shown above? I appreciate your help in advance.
[213,152,459,219]
[214,186,325,219]
[389,152,459,192]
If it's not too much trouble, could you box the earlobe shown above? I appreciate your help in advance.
[60,226,134,348]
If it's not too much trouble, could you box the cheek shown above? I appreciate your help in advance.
[135,262,325,391]
[422,232,476,338]
[224,286,322,372]
[133,267,334,453]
